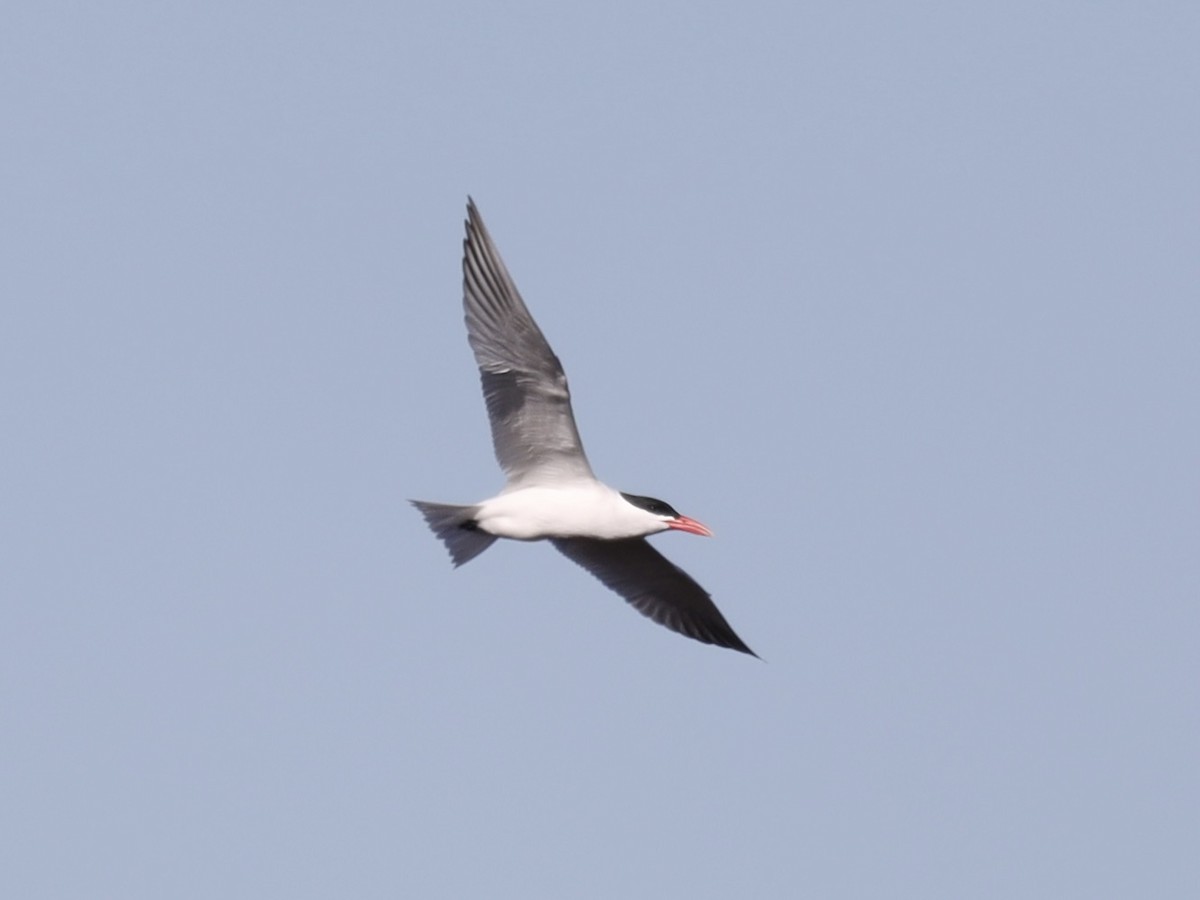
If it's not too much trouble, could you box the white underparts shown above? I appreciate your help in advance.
[473,482,670,541]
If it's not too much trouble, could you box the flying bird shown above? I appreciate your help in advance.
[411,200,756,656]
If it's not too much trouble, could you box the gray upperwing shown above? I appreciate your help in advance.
[462,200,595,486]
[552,537,757,656]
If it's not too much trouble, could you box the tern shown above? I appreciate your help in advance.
[412,200,756,656]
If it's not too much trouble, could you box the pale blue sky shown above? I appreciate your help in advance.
[3,3,1198,897]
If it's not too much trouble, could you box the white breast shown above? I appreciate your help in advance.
[474,482,665,541]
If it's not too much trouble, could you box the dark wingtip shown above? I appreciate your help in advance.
[466,196,483,226]
[724,636,761,660]
[689,619,759,658]
[463,197,489,253]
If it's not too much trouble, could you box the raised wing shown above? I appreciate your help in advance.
[552,537,757,656]
[462,200,595,486]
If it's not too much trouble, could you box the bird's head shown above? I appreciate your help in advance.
[620,492,713,537]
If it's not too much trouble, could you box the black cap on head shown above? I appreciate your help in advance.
[620,492,680,518]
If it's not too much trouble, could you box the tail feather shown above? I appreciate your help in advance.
[410,500,497,567]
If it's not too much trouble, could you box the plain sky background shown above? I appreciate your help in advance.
[3,3,1197,898]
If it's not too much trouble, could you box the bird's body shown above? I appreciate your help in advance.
[411,200,756,656]
[476,483,665,542]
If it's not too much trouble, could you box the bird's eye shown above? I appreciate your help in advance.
[620,492,679,518]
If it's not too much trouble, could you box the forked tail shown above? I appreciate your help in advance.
[409,500,497,567]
